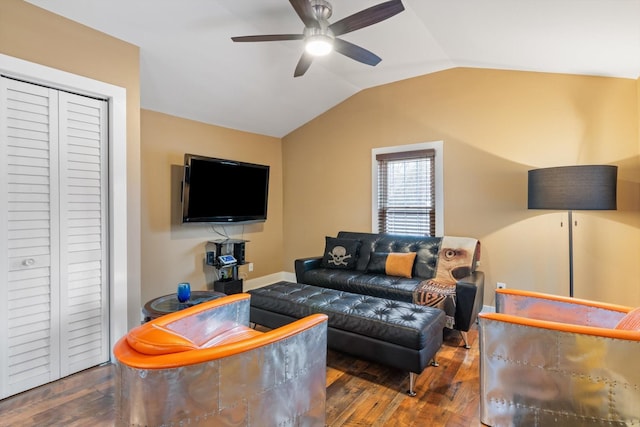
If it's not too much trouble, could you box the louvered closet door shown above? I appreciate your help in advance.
[57,89,109,377]
[0,77,109,399]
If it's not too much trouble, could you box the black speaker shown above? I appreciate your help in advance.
[233,242,245,264]
[214,279,243,295]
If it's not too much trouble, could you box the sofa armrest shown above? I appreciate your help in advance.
[455,271,484,332]
[295,256,323,282]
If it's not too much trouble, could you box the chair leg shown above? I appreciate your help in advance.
[407,372,417,397]
[460,330,470,349]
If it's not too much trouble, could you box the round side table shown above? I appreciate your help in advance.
[142,290,225,322]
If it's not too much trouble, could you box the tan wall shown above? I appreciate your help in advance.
[140,110,283,303]
[0,0,142,328]
[5,0,639,316]
[283,68,640,307]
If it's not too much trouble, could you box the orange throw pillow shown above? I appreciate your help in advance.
[385,252,417,279]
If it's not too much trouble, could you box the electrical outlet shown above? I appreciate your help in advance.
[496,282,507,289]
[248,262,254,272]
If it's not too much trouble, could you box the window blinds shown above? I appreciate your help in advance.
[376,149,436,236]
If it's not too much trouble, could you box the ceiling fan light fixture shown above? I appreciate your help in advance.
[305,34,333,56]
[232,0,406,76]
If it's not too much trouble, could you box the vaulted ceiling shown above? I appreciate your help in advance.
[26,0,640,137]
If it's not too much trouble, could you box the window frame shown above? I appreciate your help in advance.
[371,141,444,236]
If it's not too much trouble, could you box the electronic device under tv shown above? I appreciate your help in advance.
[181,154,270,224]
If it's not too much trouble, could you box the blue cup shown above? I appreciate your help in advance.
[177,282,191,303]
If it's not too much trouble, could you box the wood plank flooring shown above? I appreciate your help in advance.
[0,327,482,427]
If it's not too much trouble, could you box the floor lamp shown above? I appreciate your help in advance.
[527,165,617,297]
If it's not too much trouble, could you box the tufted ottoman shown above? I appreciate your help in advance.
[248,281,446,396]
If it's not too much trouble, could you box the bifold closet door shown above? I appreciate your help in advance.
[0,77,109,399]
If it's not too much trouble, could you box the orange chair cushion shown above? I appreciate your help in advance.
[615,307,640,331]
[126,323,198,355]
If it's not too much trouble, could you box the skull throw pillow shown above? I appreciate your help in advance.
[321,237,361,270]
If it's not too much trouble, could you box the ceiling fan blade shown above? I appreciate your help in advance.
[329,0,404,36]
[294,52,314,77]
[333,38,381,66]
[289,0,319,28]
[231,34,304,42]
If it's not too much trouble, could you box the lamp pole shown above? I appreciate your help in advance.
[568,210,574,298]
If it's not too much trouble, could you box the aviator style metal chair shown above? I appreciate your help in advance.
[113,293,328,426]
[479,288,640,426]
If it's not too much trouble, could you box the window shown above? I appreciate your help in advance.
[372,141,443,236]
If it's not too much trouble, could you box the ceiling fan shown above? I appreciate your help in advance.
[231,0,405,77]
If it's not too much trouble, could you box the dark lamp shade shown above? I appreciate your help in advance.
[528,165,617,210]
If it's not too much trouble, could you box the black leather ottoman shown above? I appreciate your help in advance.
[248,281,446,396]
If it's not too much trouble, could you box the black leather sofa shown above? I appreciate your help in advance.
[294,231,485,348]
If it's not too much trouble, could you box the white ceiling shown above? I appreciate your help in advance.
[26,0,640,138]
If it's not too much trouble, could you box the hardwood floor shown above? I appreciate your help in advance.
[0,327,482,426]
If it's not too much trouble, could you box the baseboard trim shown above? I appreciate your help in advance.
[244,271,296,291]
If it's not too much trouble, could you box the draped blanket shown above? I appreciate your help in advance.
[413,236,480,329]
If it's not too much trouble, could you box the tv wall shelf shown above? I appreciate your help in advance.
[206,239,248,294]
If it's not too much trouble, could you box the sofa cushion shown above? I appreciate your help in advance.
[336,231,441,278]
[366,252,417,278]
[301,268,420,302]
[321,236,361,270]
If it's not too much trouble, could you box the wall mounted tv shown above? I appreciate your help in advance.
[181,154,270,224]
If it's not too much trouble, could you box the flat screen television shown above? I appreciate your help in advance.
[181,154,270,224]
